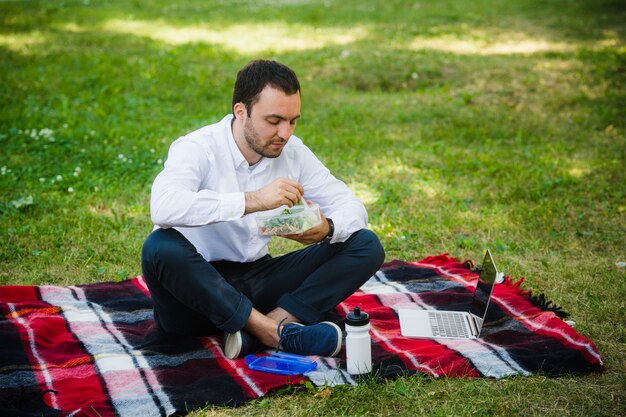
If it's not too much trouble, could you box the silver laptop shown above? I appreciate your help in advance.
[399,249,501,339]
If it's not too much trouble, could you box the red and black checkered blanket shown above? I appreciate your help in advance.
[0,255,603,416]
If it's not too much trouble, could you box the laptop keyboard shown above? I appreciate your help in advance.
[428,312,470,338]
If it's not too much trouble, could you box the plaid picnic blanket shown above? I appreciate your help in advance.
[0,254,603,416]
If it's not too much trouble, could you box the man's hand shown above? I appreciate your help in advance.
[282,213,331,245]
[244,178,304,214]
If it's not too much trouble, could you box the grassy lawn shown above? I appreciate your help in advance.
[1,0,624,415]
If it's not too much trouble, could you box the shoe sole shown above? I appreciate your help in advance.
[321,321,343,357]
[223,331,242,359]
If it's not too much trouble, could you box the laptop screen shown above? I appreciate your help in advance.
[469,250,498,320]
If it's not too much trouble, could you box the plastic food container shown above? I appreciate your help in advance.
[256,203,322,236]
[245,352,318,375]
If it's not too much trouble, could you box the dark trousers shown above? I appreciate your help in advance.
[141,228,385,336]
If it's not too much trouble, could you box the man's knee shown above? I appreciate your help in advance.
[349,229,385,267]
[141,228,190,270]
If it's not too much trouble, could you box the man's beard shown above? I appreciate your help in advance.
[243,118,286,159]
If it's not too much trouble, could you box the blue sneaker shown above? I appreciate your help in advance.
[223,330,263,359]
[277,321,342,357]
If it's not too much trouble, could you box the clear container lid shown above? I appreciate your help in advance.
[255,202,322,236]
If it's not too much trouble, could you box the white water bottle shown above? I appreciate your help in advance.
[345,306,372,375]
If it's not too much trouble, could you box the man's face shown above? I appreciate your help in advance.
[241,86,301,159]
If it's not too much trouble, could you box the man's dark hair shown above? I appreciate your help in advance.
[232,59,301,116]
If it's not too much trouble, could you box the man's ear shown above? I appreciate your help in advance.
[233,102,246,120]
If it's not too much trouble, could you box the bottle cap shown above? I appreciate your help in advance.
[346,306,369,326]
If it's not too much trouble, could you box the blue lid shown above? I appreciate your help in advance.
[245,352,318,375]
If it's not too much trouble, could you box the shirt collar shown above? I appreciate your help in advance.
[225,114,249,170]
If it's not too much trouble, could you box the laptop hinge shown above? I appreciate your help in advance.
[466,314,479,337]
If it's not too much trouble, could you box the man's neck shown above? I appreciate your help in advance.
[231,117,262,165]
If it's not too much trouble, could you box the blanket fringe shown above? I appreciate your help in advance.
[528,292,570,318]
[501,276,570,318]
[462,259,475,270]
[503,275,531,297]
[502,276,570,318]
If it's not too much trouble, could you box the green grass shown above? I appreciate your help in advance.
[1,0,624,415]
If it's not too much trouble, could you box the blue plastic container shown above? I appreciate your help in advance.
[245,352,318,375]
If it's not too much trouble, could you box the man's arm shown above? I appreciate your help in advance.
[150,140,244,228]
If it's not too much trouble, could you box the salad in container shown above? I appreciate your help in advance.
[256,200,322,236]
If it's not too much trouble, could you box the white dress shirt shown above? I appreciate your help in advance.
[150,115,368,263]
